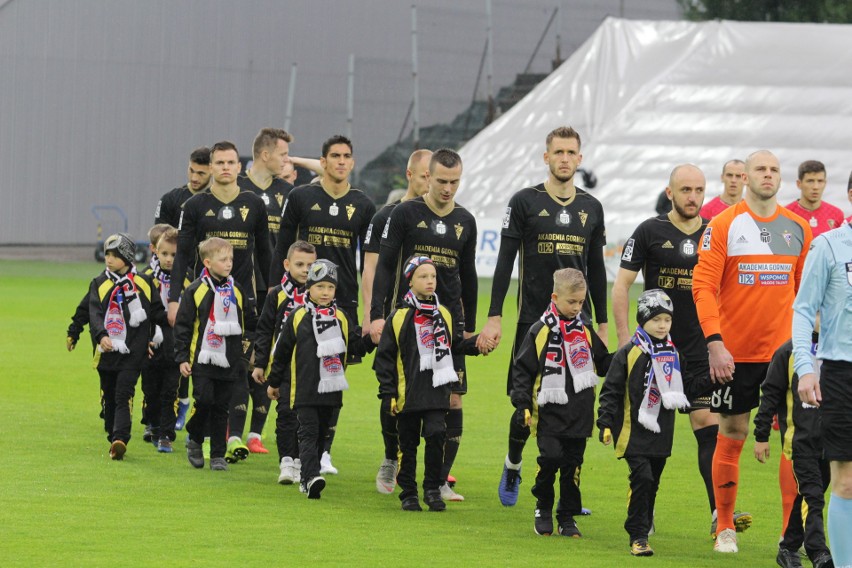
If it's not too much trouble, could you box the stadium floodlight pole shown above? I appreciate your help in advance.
[346,53,355,140]
[411,4,420,149]
[284,63,297,132]
[486,0,495,122]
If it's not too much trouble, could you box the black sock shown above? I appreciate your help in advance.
[248,381,270,435]
[507,411,531,465]
[441,408,463,480]
[694,424,718,513]
[323,406,341,453]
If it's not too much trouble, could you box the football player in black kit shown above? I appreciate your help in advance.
[370,148,480,502]
[268,134,376,474]
[362,149,432,494]
[613,164,749,537]
[235,127,293,455]
[154,147,212,227]
[478,127,608,507]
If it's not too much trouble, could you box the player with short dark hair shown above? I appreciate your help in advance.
[155,147,212,227]
[785,160,845,237]
[370,148,479,501]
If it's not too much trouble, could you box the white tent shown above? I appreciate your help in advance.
[458,17,852,277]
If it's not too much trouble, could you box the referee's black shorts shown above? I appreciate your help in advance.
[819,359,852,462]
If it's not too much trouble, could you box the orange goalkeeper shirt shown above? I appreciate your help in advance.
[692,201,812,363]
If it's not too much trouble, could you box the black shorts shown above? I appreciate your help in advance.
[709,362,769,415]
[680,357,714,413]
[506,321,534,396]
[819,359,852,462]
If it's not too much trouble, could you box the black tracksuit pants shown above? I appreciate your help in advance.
[624,455,667,543]
[397,410,445,501]
[140,365,180,442]
[98,368,140,444]
[275,399,299,461]
[781,455,831,559]
[531,436,586,523]
[297,406,335,484]
[186,375,234,459]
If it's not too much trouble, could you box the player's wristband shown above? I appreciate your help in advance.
[705,334,723,343]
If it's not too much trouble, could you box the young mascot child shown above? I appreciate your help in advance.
[753,323,833,568]
[374,256,482,512]
[597,289,689,556]
[511,268,611,537]
[267,259,375,499]
[174,237,255,471]
[252,240,317,485]
[142,226,181,453]
[87,233,168,460]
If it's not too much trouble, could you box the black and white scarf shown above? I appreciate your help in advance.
[101,266,146,354]
[537,302,598,406]
[280,272,306,323]
[403,290,456,387]
[305,298,348,393]
[632,326,688,432]
[197,268,241,368]
[150,255,171,348]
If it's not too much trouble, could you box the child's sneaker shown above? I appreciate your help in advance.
[109,440,127,460]
[306,476,326,499]
[440,482,464,502]
[294,459,302,484]
[246,437,269,454]
[174,401,190,430]
[142,425,153,443]
[376,458,399,494]
[225,438,249,463]
[498,459,522,506]
[558,518,581,538]
[811,551,833,568]
[210,457,228,471]
[186,439,205,469]
[401,496,422,511]
[424,490,446,512]
[775,547,803,568]
[714,528,738,553]
[157,438,173,453]
[631,539,654,556]
[320,451,338,475]
[278,457,298,485]
[534,509,553,536]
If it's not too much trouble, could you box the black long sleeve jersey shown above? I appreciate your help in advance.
[753,338,823,460]
[173,276,254,381]
[169,190,272,312]
[253,280,304,372]
[88,270,167,371]
[619,214,709,362]
[370,197,478,332]
[374,304,480,413]
[488,184,607,325]
[154,185,202,228]
[363,200,400,319]
[270,184,376,312]
[597,343,678,459]
[511,319,611,438]
[267,305,375,409]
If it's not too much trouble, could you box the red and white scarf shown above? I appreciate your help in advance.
[537,302,597,406]
[197,268,241,368]
[403,290,456,387]
[305,298,348,393]
[632,326,688,432]
[101,267,146,354]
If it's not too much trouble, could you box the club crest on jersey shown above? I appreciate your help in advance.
[346,204,355,220]
[276,194,284,207]
[621,238,635,261]
[568,337,590,368]
[579,210,588,227]
[455,223,464,239]
[240,206,249,222]
[434,220,446,236]
[782,231,793,247]
[556,209,570,227]
[220,206,234,220]
[502,207,511,229]
[701,227,712,250]
[760,227,771,243]
[681,239,696,257]
[329,203,339,216]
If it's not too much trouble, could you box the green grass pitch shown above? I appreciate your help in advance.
[1,259,792,566]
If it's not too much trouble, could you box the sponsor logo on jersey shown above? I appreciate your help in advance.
[435,220,446,235]
[760,227,771,243]
[382,220,391,239]
[701,227,712,250]
[178,212,185,230]
[346,204,356,220]
[662,240,674,249]
[735,235,748,244]
[455,223,464,239]
[621,238,635,261]
[737,263,792,272]
[681,239,696,256]
[556,210,570,226]
[538,209,549,217]
[155,200,162,218]
[240,206,249,222]
[759,273,789,285]
[417,221,427,229]
[261,193,270,205]
[658,276,675,288]
[502,207,511,229]
[311,203,321,211]
[738,273,755,285]
[205,210,216,217]
[364,224,373,244]
[579,210,588,227]
[809,216,818,227]
[220,206,234,220]
[329,203,339,216]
